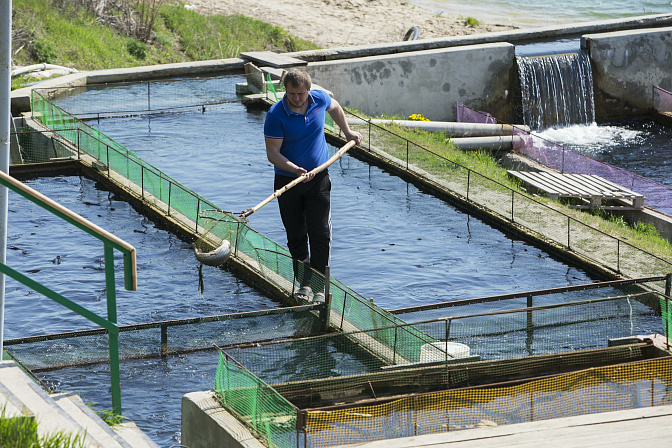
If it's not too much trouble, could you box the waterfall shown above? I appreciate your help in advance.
[517,53,595,131]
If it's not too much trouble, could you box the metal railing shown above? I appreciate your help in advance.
[0,170,136,415]
[345,112,672,282]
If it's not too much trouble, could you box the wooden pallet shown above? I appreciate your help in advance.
[508,170,645,210]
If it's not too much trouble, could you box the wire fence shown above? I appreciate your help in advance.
[213,286,672,448]
[343,110,672,283]
[28,87,437,364]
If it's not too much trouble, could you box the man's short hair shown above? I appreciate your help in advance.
[284,69,312,90]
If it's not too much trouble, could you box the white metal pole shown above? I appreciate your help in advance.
[0,0,12,361]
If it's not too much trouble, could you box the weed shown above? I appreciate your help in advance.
[127,38,148,59]
[465,17,481,27]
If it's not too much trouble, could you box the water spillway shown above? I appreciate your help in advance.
[517,52,595,131]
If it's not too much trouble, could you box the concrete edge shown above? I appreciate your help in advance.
[11,58,246,114]
[181,391,267,448]
[53,392,134,448]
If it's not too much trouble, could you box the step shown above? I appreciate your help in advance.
[0,361,159,448]
[53,394,160,448]
[114,421,161,448]
[52,392,132,448]
[0,362,92,443]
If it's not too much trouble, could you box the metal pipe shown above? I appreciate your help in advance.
[347,118,530,136]
[0,0,12,361]
[449,135,521,151]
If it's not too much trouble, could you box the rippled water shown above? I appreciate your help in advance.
[412,0,672,28]
[536,119,672,188]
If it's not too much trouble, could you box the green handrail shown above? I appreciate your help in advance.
[0,169,137,415]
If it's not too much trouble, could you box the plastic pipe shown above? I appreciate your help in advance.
[11,63,78,77]
[347,118,530,136]
[449,135,522,151]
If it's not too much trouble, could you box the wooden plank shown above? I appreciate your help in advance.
[588,175,644,198]
[509,171,645,209]
[508,171,562,197]
[540,172,601,196]
[240,51,307,68]
[525,172,585,198]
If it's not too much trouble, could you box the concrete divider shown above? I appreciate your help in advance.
[583,26,672,120]
[308,43,516,122]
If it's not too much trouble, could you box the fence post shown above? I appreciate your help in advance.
[161,323,168,356]
[104,243,122,415]
[167,181,172,217]
[196,198,201,232]
[567,217,571,249]
[406,140,409,171]
[617,239,621,273]
[511,190,515,221]
[320,266,331,332]
[467,170,471,201]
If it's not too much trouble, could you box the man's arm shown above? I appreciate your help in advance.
[327,99,363,145]
[265,136,312,179]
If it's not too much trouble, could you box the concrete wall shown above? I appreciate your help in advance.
[182,391,266,448]
[583,26,672,119]
[306,43,516,122]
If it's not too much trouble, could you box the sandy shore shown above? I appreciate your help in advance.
[185,0,517,49]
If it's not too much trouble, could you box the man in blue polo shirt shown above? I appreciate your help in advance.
[264,69,362,302]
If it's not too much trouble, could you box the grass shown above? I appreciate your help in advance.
[11,0,319,89]
[0,406,86,448]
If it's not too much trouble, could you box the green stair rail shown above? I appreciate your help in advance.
[0,169,137,415]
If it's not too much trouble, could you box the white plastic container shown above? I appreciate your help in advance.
[420,341,470,363]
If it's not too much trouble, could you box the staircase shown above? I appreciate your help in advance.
[0,360,159,448]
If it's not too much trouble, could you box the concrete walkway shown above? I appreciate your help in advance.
[335,404,672,448]
[0,360,159,448]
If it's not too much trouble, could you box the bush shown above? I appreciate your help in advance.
[30,38,57,63]
[127,39,148,59]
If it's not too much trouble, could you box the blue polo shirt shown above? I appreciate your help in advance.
[264,89,331,177]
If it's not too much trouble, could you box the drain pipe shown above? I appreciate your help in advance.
[0,0,11,360]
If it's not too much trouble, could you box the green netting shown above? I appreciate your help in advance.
[210,291,671,448]
[28,89,438,368]
[215,351,298,448]
[5,306,323,371]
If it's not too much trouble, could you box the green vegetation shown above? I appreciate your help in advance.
[11,0,319,89]
[94,408,125,426]
[465,16,481,27]
[0,407,85,448]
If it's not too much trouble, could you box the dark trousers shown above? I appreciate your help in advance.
[275,170,331,292]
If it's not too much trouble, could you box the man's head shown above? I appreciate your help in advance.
[284,69,312,91]
[284,69,312,110]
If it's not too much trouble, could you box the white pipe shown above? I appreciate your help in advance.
[11,63,78,77]
[0,0,12,361]
[346,118,530,136]
[449,135,521,151]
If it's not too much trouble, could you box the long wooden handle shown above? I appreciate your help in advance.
[241,140,356,218]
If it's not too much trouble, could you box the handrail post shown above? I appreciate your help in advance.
[320,266,331,332]
[104,243,122,415]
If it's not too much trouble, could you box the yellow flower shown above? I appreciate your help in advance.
[408,113,429,121]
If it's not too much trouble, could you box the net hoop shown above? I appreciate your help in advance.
[194,240,231,266]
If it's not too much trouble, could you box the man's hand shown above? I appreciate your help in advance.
[344,129,363,146]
